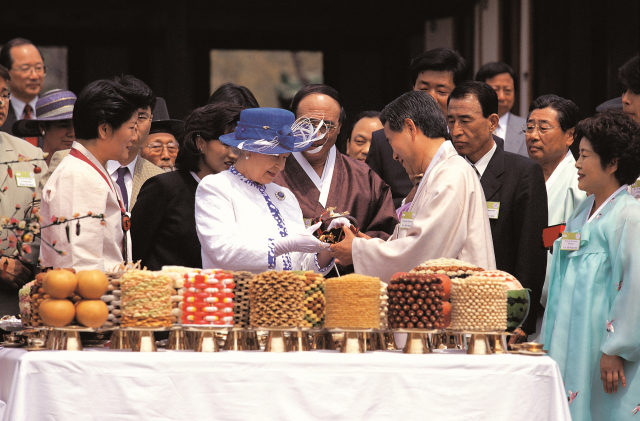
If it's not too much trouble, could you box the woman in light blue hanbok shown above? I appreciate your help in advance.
[543,110,640,421]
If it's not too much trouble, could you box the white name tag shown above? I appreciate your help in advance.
[304,218,313,229]
[15,171,37,188]
[560,232,581,251]
[631,180,640,199]
[486,201,500,219]
[400,211,416,230]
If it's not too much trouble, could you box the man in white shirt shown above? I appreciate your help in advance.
[0,38,46,146]
[448,81,548,340]
[525,94,586,336]
[475,62,527,156]
[330,90,495,282]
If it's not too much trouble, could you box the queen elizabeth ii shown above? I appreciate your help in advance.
[195,108,335,274]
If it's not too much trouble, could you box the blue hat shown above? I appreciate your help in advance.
[13,89,76,136]
[219,108,324,155]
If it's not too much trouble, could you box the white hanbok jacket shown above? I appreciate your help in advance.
[352,141,496,282]
[41,142,127,271]
[195,166,333,274]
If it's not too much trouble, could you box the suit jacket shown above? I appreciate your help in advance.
[504,113,528,157]
[131,169,202,270]
[39,149,163,211]
[0,132,47,316]
[0,102,17,135]
[130,156,164,209]
[479,146,548,335]
[366,129,413,208]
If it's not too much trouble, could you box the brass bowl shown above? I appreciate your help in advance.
[522,342,543,352]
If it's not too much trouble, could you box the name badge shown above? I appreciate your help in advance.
[631,180,640,199]
[15,171,37,188]
[400,211,416,230]
[304,218,313,229]
[486,201,500,219]
[560,232,581,251]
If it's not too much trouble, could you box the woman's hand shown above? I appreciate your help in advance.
[601,353,626,394]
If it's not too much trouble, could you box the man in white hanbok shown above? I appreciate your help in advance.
[195,108,334,274]
[525,95,586,337]
[330,91,496,282]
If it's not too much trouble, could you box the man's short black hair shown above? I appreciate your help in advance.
[380,91,448,139]
[475,61,518,89]
[348,110,380,142]
[0,38,44,70]
[0,65,10,83]
[290,84,346,125]
[448,81,499,118]
[410,48,469,87]
[619,55,640,95]
[113,75,157,112]
[208,83,259,108]
[528,94,580,132]
[73,79,139,141]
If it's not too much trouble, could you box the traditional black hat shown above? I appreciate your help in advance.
[150,98,183,137]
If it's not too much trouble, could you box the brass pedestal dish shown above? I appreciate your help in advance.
[122,327,171,352]
[394,329,441,354]
[183,325,232,352]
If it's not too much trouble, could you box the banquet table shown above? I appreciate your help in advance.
[0,347,571,421]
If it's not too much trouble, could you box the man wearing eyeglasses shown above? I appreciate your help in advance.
[139,98,183,171]
[447,81,548,343]
[274,84,397,276]
[525,95,586,340]
[0,38,46,145]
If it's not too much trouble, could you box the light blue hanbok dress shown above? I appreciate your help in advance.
[543,188,640,421]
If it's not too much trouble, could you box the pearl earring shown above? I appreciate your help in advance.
[245,156,249,160]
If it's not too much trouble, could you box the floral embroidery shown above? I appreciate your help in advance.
[567,391,578,405]
[632,404,640,415]
[616,281,622,291]
[230,166,292,270]
[606,319,615,338]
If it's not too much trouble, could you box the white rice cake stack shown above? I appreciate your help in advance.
[450,275,507,332]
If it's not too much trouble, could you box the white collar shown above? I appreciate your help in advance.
[545,150,573,192]
[410,140,451,210]
[107,155,138,176]
[498,112,510,129]
[465,140,497,177]
[10,96,39,120]
[586,185,628,224]
[292,145,337,208]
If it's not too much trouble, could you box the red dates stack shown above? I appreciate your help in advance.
[388,272,445,329]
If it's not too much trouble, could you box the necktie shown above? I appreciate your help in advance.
[470,163,481,178]
[116,167,129,211]
[23,104,38,147]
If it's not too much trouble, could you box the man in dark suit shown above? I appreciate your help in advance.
[447,81,548,340]
[367,48,470,208]
[0,38,46,147]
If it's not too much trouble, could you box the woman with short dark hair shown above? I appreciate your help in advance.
[41,79,138,270]
[131,102,244,270]
[543,110,640,421]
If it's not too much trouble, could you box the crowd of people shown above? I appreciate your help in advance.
[1,36,640,420]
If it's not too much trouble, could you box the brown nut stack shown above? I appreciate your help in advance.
[450,275,507,331]
[120,270,173,327]
[388,273,444,329]
[249,271,305,328]
[411,258,484,279]
[101,270,123,328]
[160,266,190,324]
[300,271,325,328]
[231,271,254,328]
[324,274,381,329]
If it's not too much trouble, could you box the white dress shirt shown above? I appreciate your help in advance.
[107,156,137,211]
[10,96,38,120]
[494,112,510,141]
[465,140,497,178]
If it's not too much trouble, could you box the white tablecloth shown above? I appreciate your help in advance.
[0,347,571,421]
